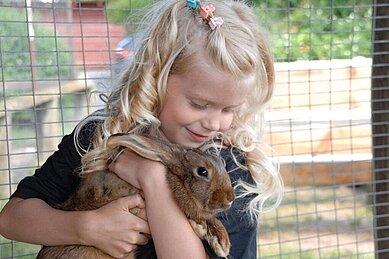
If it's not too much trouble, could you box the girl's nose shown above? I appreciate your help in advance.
[202,111,221,132]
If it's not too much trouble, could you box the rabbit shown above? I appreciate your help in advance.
[37,131,235,259]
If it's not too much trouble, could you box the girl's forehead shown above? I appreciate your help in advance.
[185,44,255,80]
[169,44,255,104]
[175,64,251,106]
[189,62,254,90]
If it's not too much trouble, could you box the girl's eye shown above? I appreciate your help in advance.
[190,101,208,110]
[222,107,235,113]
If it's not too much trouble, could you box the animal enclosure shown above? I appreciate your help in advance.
[0,0,387,258]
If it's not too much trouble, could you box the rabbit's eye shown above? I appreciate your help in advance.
[197,167,209,178]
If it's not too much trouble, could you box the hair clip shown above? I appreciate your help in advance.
[187,0,199,10]
[186,1,224,30]
[209,16,224,30]
[199,4,215,20]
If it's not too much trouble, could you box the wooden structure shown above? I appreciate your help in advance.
[0,80,96,173]
[266,58,372,186]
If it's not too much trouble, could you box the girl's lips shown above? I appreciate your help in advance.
[186,129,209,143]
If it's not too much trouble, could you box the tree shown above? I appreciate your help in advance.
[0,7,72,81]
[253,0,372,61]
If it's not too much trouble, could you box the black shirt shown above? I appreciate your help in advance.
[11,115,258,259]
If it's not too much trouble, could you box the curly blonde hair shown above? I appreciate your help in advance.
[77,0,283,220]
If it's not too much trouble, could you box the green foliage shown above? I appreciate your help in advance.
[34,26,73,80]
[106,0,372,61]
[106,0,153,25]
[0,7,72,81]
[253,0,372,61]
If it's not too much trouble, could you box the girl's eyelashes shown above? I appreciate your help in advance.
[222,107,235,113]
[190,101,208,110]
[223,105,242,114]
[190,100,238,113]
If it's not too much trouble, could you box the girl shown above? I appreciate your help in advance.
[0,0,283,258]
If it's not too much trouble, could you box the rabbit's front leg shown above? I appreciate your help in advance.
[188,218,230,258]
[204,218,230,258]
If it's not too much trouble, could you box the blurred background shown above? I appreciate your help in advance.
[0,0,387,258]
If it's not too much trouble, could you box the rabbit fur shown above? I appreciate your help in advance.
[37,131,235,258]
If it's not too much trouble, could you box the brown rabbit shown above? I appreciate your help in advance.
[37,132,235,258]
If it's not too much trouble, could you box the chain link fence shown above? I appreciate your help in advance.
[0,0,387,258]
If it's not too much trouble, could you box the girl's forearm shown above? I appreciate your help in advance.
[142,175,208,259]
[0,198,86,246]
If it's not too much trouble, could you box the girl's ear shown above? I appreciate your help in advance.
[107,133,172,163]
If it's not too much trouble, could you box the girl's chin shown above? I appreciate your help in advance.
[174,139,203,148]
[180,139,206,148]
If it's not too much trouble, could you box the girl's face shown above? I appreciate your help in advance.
[158,64,248,148]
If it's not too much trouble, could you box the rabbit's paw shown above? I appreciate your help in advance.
[205,219,230,257]
[189,219,207,238]
[207,233,230,257]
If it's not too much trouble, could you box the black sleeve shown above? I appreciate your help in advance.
[10,119,100,207]
[206,148,258,259]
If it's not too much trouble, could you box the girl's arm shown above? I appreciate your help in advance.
[0,116,153,258]
[0,195,150,259]
[143,170,208,259]
[110,149,209,259]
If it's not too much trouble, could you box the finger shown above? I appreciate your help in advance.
[118,196,150,234]
[137,233,151,245]
[127,215,150,235]
[117,231,150,249]
[119,194,146,210]
[117,244,136,259]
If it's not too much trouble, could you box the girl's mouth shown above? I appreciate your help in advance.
[186,129,209,143]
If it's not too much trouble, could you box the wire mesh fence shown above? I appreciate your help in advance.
[0,0,386,258]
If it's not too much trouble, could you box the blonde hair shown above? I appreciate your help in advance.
[78,0,283,221]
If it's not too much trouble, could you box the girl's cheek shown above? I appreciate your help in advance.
[220,114,234,132]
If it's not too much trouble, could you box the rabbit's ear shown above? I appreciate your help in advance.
[107,133,172,163]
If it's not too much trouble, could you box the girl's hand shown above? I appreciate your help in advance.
[108,149,167,189]
[80,194,150,258]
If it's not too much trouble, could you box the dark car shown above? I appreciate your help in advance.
[113,35,136,75]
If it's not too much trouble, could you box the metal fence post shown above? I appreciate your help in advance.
[372,0,389,257]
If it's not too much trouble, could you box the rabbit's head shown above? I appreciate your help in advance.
[178,147,235,212]
[107,133,235,213]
